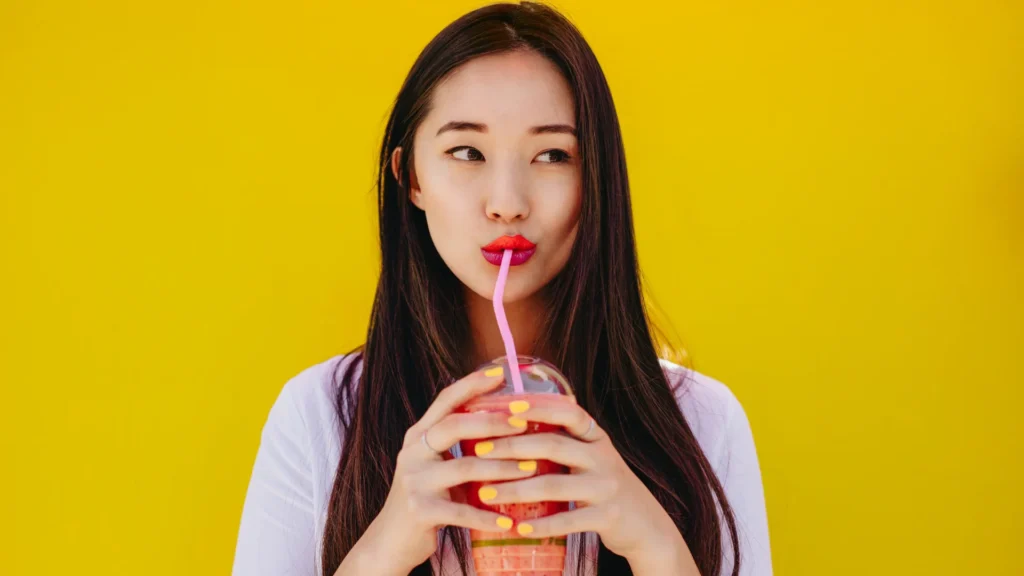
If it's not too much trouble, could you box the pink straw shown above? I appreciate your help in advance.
[493,249,525,394]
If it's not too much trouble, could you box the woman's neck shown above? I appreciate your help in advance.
[464,287,547,368]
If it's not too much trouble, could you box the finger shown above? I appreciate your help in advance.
[415,369,505,432]
[513,506,606,539]
[426,411,528,453]
[478,473,609,505]
[515,402,606,442]
[423,499,517,533]
[415,456,538,492]
[481,433,596,470]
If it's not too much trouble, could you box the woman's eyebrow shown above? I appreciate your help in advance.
[531,123,577,136]
[435,121,577,137]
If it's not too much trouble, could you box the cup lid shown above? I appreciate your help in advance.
[474,355,574,396]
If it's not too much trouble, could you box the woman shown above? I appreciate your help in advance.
[232,2,771,575]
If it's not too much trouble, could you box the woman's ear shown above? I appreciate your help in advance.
[390,146,422,209]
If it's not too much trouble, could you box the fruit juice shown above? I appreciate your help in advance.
[458,355,574,576]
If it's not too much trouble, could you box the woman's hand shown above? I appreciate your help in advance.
[474,400,701,575]
[337,369,537,576]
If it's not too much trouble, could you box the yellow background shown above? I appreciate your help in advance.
[2,1,1020,574]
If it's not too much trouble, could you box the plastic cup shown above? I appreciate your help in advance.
[458,355,574,576]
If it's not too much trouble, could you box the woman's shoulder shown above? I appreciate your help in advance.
[658,358,750,469]
[260,353,362,462]
[275,353,360,416]
[659,358,742,414]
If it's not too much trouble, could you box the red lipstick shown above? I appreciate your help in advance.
[481,235,537,266]
[483,235,537,252]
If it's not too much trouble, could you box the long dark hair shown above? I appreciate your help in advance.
[321,2,739,575]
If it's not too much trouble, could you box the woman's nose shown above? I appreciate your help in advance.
[485,167,530,223]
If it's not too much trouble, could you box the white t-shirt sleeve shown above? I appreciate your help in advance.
[232,374,319,576]
[716,385,773,576]
[670,363,773,576]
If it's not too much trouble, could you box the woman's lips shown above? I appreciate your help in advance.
[481,234,536,266]
[481,247,535,266]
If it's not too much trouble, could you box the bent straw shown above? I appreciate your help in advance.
[492,249,525,394]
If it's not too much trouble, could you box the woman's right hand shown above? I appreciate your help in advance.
[337,368,538,576]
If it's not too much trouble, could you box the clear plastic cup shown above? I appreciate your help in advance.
[458,355,574,576]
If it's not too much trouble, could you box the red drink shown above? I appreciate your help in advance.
[458,355,574,576]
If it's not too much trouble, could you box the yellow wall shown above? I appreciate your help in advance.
[2,1,1020,574]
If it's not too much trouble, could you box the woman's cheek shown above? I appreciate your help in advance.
[436,193,476,231]
[540,183,582,234]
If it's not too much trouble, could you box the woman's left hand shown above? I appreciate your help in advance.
[475,398,699,573]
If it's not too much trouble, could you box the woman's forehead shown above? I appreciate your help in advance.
[426,51,575,135]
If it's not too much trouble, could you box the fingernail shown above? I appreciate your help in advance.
[516,522,534,535]
[509,400,530,414]
[496,516,513,530]
[479,486,498,501]
[484,367,503,377]
[508,416,527,428]
[518,460,537,472]
[475,441,494,456]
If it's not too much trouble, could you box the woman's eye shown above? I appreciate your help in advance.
[536,149,571,163]
[448,146,485,161]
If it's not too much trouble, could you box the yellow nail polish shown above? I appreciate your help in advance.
[484,367,503,377]
[517,523,534,536]
[508,416,527,428]
[496,516,513,530]
[475,441,494,456]
[479,486,498,501]
[518,460,537,472]
[509,400,530,414]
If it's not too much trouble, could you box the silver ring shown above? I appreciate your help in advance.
[421,431,442,454]
[580,417,596,441]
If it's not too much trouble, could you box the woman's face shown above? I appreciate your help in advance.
[396,49,582,304]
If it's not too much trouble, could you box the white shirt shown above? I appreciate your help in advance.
[232,354,772,576]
